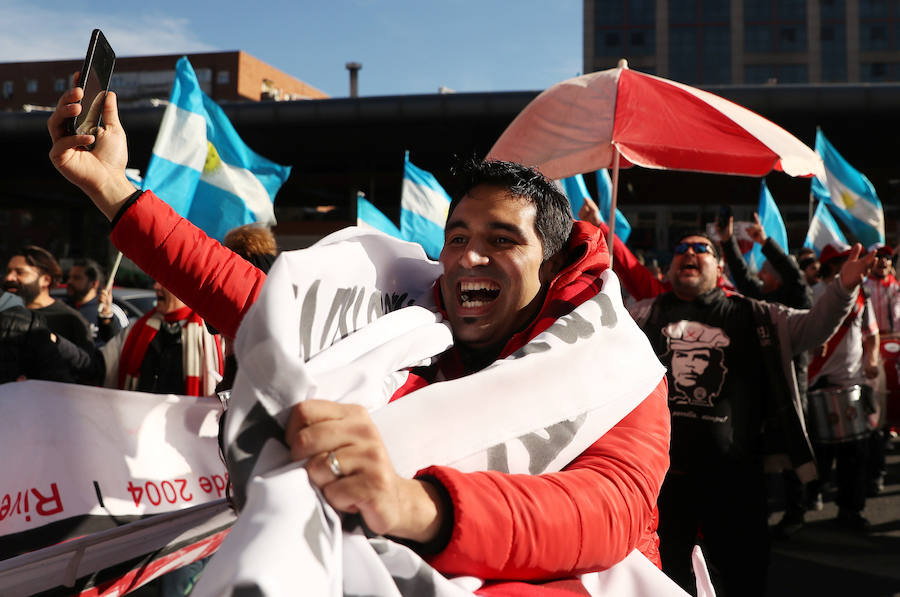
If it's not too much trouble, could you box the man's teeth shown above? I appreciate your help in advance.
[459,281,500,306]
[460,281,500,291]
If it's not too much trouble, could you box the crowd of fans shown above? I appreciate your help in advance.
[2,83,896,597]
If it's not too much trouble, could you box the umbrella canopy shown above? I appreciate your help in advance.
[487,60,824,181]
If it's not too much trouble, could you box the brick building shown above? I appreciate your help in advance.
[0,50,327,111]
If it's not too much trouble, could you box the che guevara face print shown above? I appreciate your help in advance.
[662,321,730,407]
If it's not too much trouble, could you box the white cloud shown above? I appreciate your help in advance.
[0,2,218,62]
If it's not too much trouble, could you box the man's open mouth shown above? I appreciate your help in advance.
[458,280,500,308]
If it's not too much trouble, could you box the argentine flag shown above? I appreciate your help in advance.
[400,153,451,259]
[745,180,788,272]
[804,201,849,257]
[595,169,631,244]
[142,57,291,241]
[357,193,402,238]
[810,129,884,247]
[561,172,631,243]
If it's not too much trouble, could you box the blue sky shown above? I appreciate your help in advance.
[1,0,582,97]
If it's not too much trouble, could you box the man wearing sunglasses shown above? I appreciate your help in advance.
[628,232,872,597]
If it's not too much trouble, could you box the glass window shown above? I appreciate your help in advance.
[745,1,773,21]
[702,25,732,83]
[628,28,656,55]
[821,23,847,81]
[627,0,656,25]
[778,25,807,51]
[860,0,891,19]
[745,64,776,84]
[745,24,774,52]
[821,26,835,41]
[595,0,625,26]
[670,0,698,25]
[597,29,625,56]
[216,70,230,85]
[777,0,807,20]
[54,78,66,92]
[861,24,890,50]
[702,0,730,21]
[669,27,699,83]
[26,79,38,93]
[821,0,846,21]
[2,80,13,97]
[777,63,808,82]
[861,62,889,81]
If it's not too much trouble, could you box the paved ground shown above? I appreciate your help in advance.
[766,437,900,597]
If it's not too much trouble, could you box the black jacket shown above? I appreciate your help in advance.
[0,306,73,383]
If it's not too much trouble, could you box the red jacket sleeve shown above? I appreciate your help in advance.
[595,222,669,301]
[110,191,267,339]
[416,376,670,580]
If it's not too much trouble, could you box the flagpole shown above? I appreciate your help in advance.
[104,251,123,295]
[99,251,123,316]
[607,147,621,269]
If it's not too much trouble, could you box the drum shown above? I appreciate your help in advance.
[806,385,872,444]
[879,334,900,428]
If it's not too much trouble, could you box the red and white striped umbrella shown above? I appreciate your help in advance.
[487,60,823,262]
[488,60,824,181]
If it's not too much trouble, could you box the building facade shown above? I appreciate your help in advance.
[0,50,327,111]
[584,0,900,84]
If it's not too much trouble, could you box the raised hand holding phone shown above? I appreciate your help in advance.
[66,29,115,148]
[48,30,135,221]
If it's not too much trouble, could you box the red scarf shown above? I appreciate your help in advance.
[118,306,223,395]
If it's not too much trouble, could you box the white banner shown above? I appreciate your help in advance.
[194,228,697,596]
[0,381,226,542]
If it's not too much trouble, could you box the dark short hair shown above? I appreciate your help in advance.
[71,258,105,286]
[676,231,722,260]
[14,246,63,287]
[448,159,574,260]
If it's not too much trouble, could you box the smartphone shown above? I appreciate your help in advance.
[66,29,115,149]
[717,204,732,229]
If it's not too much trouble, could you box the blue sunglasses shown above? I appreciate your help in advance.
[673,242,714,255]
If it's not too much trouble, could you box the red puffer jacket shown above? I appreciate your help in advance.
[111,192,670,594]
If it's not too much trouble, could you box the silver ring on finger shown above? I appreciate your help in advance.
[326,450,344,478]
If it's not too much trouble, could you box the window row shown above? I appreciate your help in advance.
[1,77,70,97]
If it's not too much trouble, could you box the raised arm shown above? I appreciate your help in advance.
[717,217,762,298]
[48,88,266,338]
[760,236,810,308]
[579,197,668,300]
[780,244,873,355]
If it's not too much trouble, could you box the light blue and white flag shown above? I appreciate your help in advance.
[804,200,849,257]
[142,57,292,241]
[561,172,631,244]
[400,152,451,259]
[810,129,884,247]
[561,173,592,217]
[595,169,631,244]
[357,193,402,238]
[124,168,143,188]
[745,180,788,272]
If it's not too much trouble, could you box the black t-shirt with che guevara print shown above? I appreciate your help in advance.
[641,289,770,471]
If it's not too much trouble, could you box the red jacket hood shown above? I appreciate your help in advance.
[434,220,610,361]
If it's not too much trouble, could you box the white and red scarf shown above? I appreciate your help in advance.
[118,306,223,396]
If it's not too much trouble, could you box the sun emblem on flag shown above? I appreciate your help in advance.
[839,190,855,209]
[203,141,222,174]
